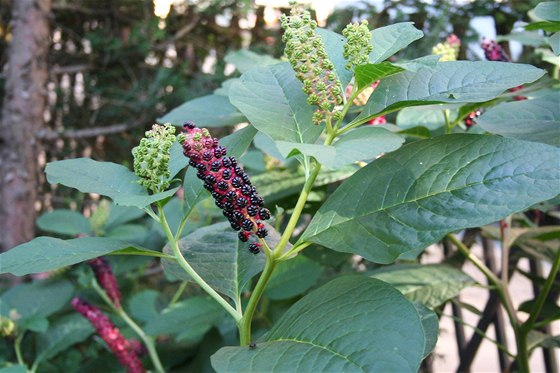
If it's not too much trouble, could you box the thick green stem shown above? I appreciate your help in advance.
[92,280,165,373]
[447,233,527,371]
[157,204,242,323]
[239,255,277,346]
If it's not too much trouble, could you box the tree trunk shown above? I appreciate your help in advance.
[0,0,51,252]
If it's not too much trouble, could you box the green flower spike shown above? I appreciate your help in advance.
[342,20,373,70]
[132,123,177,193]
[280,3,343,125]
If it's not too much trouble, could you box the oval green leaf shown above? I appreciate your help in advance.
[212,276,426,373]
[300,134,560,263]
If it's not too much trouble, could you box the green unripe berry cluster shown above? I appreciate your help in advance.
[432,34,461,62]
[280,3,343,125]
[132,123,177,193]
[342,20,373,70]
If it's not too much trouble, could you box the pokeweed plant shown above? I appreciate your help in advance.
[1,2,559,372]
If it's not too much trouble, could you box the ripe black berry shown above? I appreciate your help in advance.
[183,121,196,129]
[205,175,216,184]
[231,177,243,188]
[236,197,247,208]
[216,200,225,209]
[233,211,244,221]
[241,185,253,196]
[241,174,251,184]
[211,161,221,172]
[259,208,271,220]
[238,232,250,242]
[203,182,214,191]
[188,159,197,167]
[230,221,241,231]
[222,169,232,180]
[217,181,229,191]
[196,163,206,172]
[222,157,232,168]
[234,166,243,176]
[230,157,237,167]
[202,151,213,161]
[211,191,222,200]
[256,227,268,238]
[223,202,234,211]
[247,205,259,217]
[248,242,261,254]
[242,219,254,232]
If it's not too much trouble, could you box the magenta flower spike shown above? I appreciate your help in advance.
[88,257,122,308]
[481,38,510,62]
[180,121,270,254]
[71,298,145,373]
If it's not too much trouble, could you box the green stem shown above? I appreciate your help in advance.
[238,254,277,346]
[447,233,527,371]
[92,280,165,373]
[117,308,165,373]
[443,109,452,134]
[521,249,560,332]
[14,332,27,369]
[277,241,312,262]
[169,281,188,306]
[157,204,242,323]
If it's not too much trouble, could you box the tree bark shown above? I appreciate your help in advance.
[0,0,51,252]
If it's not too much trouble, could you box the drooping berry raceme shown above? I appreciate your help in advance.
[132,123,177,193]
[342,20,373,70]
[280,4,343,125]
[481,38,510,62]
[71,298,145,373]
[180,121,270,254]
[432,33,461,62]
[88,257,122,308]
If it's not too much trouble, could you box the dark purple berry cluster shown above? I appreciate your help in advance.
[181,121,270,254]
[481,38,510,62]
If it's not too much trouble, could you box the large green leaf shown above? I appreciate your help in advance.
[533,1,560,22]
[36,210,91,236]
[264,255,324,300]
[183,125,258,216]
[158,94,246,128]
[0,237,161,275]
[316,28,352,88]
[477,91,560,146]
[353,61,545,125]
[300,134,560,263]
[276,127,404,169]
[229,63,322,144]
[35,314,94,363]
[144,297,223,342]
[370,264,474,308]
[369,22,424,63]
[224,50,280,73]
[413,302,439,358]
[0,280,73,319]
[354,62,404,90]
[252,167,356,202]
[45,158,178,208]
[396,106,448,130]
[212,276,426,372]
[162,222,266,302]
[128,290,160,324]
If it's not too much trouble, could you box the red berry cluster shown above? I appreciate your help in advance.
[464,109,482,129]
[181,121,270,254]
[88,257,122,308]
[71,298,145,373]
[481,38,510,62]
